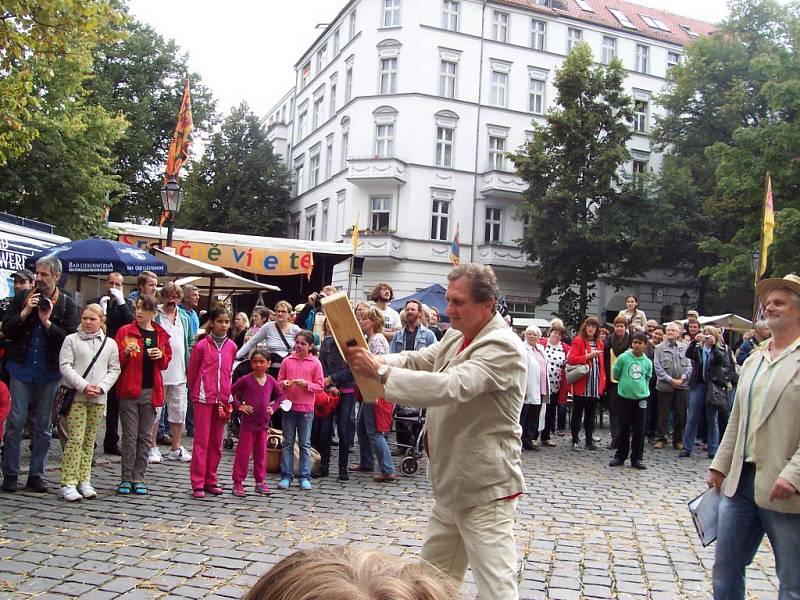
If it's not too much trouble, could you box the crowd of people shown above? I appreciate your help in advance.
[0,256,797,600]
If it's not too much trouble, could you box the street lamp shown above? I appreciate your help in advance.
[160,178,184,248]
[751,250,761,276]
[679,290,690,318]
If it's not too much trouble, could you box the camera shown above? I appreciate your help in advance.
[38,295,52,312]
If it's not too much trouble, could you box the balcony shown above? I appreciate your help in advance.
[347,229,403,259]
[478,170,527,199]
[476,243,531,269]
[346,157,408,186]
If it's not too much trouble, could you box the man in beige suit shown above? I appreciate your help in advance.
[707,273,800,600]
[348,264,527,600]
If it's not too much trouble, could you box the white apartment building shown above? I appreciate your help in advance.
[264,0,714,323]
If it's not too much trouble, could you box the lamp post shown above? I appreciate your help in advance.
[679,290,690,318]
[751,250,761,277]
[160,178,184,248]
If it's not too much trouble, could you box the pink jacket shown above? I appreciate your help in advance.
[187,335,237,404]
[277,353,324,413]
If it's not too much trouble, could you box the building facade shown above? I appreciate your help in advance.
[264,0,713,322]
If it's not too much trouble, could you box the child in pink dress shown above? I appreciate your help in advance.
[230,350,285,496]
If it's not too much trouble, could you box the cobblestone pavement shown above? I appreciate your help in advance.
[0,428,779,600]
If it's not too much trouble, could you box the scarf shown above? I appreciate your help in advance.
[611,332,630,357]
[77,328,104,341]
[210,332,227,349]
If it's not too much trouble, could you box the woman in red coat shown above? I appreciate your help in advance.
[567,316,606,451]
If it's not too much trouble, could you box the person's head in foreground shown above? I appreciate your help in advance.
[244,546,461,600]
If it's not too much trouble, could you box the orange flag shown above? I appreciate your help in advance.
[165,79,193,181]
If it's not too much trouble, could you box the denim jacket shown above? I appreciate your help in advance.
[390,324,437,354]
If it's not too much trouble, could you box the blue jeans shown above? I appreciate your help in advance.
[357,403,395,475]
[683,383,721,457]
[336,393,355,472]
[713,463,800,599]
[3,377,60,479]
[280,410,313,481]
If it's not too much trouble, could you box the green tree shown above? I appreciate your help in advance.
[652,0,800,309]
[88,19,217,224]
[0,0,122,165]
[181,103,292,237]
[510,43,640,327]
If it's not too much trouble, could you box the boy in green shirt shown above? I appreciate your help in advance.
[610,332,653,469]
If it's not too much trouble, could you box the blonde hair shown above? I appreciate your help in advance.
[82,303,107,333]
[274,300,293,315]
[361,307,385,335]
[703,325,722,344]
[244,546,460,600]
[549,318,565,334]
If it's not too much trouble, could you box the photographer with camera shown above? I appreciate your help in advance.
[1,256,79,493]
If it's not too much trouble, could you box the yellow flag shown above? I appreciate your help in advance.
[351,212,360,255]
[758,174,774,278]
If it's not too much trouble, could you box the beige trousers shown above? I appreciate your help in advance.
[420,497,519,600]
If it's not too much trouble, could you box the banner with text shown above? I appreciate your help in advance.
[118,235,314,277]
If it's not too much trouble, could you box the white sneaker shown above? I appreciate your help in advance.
[77,483,97,499]
[147,447,162,464]
[59,485,82,501]
[166,446,192,462]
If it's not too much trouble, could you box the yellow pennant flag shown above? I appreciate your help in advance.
[351,212,360,255]
[758,173,774,278]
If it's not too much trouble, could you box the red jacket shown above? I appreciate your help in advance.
[540,338,572,405]
[567,336,606,398]
[115,322,172,407]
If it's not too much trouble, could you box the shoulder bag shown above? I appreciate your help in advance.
[564,363,589,384]
[52,336,108,425]
[705,382,728,411]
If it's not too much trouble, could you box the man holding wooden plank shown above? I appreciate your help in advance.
[346,263,527,600]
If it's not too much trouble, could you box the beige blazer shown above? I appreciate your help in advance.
[383,312,527,509]
[710,342,800,513]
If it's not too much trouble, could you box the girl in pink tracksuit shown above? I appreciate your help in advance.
[187,308,237,498]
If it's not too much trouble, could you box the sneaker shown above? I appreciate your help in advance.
[300,479,312,491]
[192,488,205,498]
[585,443,600,451]
[233,484,246,497]
[571,442,579,451]
[77,483,97,499]
[278,478,290,490]
[147,447,162,464]
[679,450,691,458]
[166,447,192,462]
[592,434,601,442]
[205,484,223,496]
[25,476,48,493]
[255,483,271,495]
[653,440,665,449]
[544,440,557,447]
[59,485,82,501]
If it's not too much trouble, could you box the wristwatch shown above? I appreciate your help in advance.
[376,364,390,384]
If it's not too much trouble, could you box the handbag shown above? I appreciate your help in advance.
[52,336,108,426]
[705,382,728,410]
[564,363,589,384]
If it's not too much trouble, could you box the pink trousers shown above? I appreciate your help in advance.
[232,430,267,485]
[189,401,225,490]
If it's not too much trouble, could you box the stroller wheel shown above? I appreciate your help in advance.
[223,438,234,450]
[400,455,418,476]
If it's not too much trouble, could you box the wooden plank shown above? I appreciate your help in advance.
[320,291,384,402]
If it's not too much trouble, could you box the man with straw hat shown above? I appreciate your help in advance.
[707,273,800,599]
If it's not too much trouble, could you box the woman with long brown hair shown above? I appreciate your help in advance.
[566,316,606,451]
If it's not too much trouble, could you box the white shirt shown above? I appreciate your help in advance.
[159,312,186,385]
[376,304,401,332]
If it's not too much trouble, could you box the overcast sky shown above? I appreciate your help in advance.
[127,0,737,117]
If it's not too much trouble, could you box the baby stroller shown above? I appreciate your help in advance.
[392,405,426,476]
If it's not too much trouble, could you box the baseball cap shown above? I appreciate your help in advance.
[12,269,34,282]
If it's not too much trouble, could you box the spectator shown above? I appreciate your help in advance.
[296,285,336,342]
[653,322,691,450]
[368,283,401,339]
[0,268,34,323]
[237,300,301,381]
[567,316,605,451]
[645,319,659,338]
[57,304,120,500]
[1,256,79,494]
[604,316,631,450]
[684,310,701,341]
[114,295,171,496]
[428,307,445,341]
[521,326,549,451]
[618,295,647,332]
[540,318,570,443]
[735,320,771,366]
[645,326,664,441]
[245,307,270,344]
[179,284,200,438]
[232,312,250,349]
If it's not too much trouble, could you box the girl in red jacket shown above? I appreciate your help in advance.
[114,295,171,495]
[187,308,237,498]
[567,316,606,451]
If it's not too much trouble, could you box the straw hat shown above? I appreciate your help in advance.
[756,273,800,302]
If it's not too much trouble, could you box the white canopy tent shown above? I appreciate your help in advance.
[679,313,754,333]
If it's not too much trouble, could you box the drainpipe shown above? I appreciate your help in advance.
[469,0,488,264]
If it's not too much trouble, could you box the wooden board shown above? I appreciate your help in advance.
[320,291,384,402]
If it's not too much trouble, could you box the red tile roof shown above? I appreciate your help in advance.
[495,0,716,46]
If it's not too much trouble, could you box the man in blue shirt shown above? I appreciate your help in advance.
[1,256,78,493]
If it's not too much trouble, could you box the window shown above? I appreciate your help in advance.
[667,51,681,70]
[680,24,699,38]
[439,60,457,98]
[488,135,506,170]
[484,207,502,244]
[492,11,509,43]
[575,0,594,11]
[312,95,324,129]
[290,215,301,238]
[333,28,340,55]
[602,36,617,65]
[375,123,394,158]
[379,57,397,94]
[305,213,316,240]
[635,44,649,73]
[298,109,308,139]
[632,158,648,184]
[329,82,337,115]
[608,8,637,29]
[345,62,353,102]
[349,10,357,40]
[442,0,459,31]
[529,77,545,114]
[530,19,546,50]
[430,199,450,241]
[325,136,334,179]
[490,70,507,106]
[295,162,305,195]
[383,0,400,27]
[341,131,349,169]
[371,196,391,230]
[301,62,311,87]
[316,44,327,73]
[321,204,329,240]
[435,126,454,167]
[641,14,670,31]
[309,150,321,188]
[633,100,648,133]
[567,27,582,52]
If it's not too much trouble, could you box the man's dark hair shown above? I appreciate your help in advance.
[136,294,158,312]
[632,332,648,344]
[368,283,394,302]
